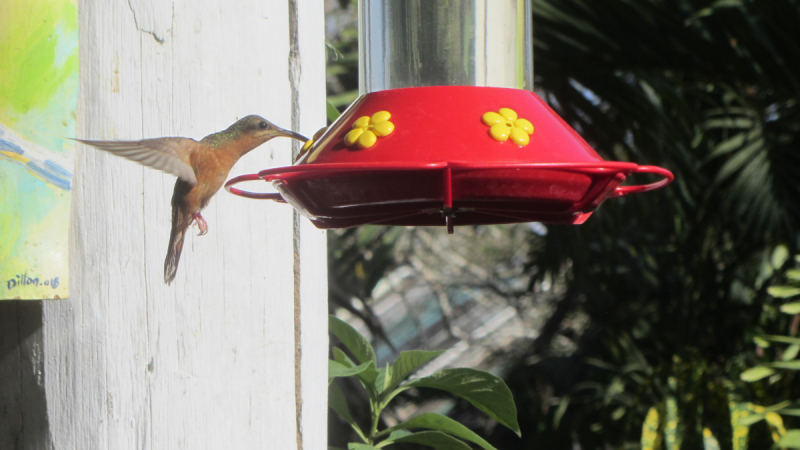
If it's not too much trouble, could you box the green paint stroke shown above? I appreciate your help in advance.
[0,0,78,124]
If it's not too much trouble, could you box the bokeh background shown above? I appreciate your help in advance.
[324,1,800,448]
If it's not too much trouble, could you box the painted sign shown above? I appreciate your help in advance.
[0,0,78,299]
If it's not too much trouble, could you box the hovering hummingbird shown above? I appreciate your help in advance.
[77,115,308,284]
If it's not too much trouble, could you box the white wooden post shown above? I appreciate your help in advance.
[1,0,327,448]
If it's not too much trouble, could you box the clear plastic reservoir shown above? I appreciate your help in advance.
[358,0,534,94]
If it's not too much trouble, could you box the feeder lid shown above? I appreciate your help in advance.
[226,86,672,232]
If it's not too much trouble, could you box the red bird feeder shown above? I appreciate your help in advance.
[225,2,672,233]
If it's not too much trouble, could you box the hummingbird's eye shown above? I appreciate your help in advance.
[258,121,268,129]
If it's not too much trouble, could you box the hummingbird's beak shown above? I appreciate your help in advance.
[274,127,309,143]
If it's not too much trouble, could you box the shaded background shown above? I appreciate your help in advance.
[324,0,800,448]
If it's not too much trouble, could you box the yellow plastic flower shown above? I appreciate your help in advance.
[481,107,534,146]
[299,126,329,162]
[344,111,394,149]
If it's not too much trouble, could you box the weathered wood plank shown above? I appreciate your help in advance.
[0,0,329,448]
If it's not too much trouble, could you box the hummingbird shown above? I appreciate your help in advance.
[77,115,308,284]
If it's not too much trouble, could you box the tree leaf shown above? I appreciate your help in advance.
[329,381,357,430]
[767,286,800,298]
[785,269,800,282]
[772,245,790,269]
[740,366,775,381]
[380,413,497,450]
[348,444,379,450]
[767,360,800,370]
[387,431,473,450]
[329,315,377,366]
[753,336,771,348]
[330,359,372,383]
[381,350,445,397]
[331,346,380,395]
[777,430,800,448]
[405,368,520,436]
[782,344,800,362]
[553,396,570,429]
[781,302,800,314]
[385,430,413,440]
[759,335,800,345]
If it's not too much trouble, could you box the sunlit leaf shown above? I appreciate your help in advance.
[754,336,771,348]
[329,315,377,366]
[381,350,444,397]
[405,369,520,436]
[777,430,800,448]
[380,413,497,450]
[781,302,800,314]
[772,245,790,269]
[782,344,800,362]
[768,286,800,298]
[785,269,800,282]
[386,431,473,450]
[767,361,800,370]
[740,366,775,382]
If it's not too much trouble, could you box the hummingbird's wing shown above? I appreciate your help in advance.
[77,137,199,185]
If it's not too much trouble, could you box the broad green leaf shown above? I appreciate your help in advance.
[326,100,342,122]
[740,366,775,381]
[753,336,770,348]
[332,347,380,394]
[777,430,800,448]
[358,363,380,388]
[760,335,800,345]
[666,395,680,449]
[329,315,377,366]
[387,431,473,450]
[349,444,379,450]
[772,245,790,269]
[767,286,800,298]
[734,402,791,427]
[329,381,359,432]
[380,413,497,450]
[405,368,520,436]
[767,361,800,370]
[375,364,390,394]
[381,350,444,397]
[641,407,660,450]
[330,359,372,383]
[737,400,792,426]
[786,269,800,282]
[781,302,800,314]
[385,430,413,440]
[708,132,746,158]
[782,344,800,362]
[333,347,356,367]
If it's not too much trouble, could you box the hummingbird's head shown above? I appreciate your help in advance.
[236,115,309,144]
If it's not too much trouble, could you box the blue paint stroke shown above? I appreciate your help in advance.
[0,122,72,191]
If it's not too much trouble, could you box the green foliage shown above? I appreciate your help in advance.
[324,0,800,448]
[328,315,519,448]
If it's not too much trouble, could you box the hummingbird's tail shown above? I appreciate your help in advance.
[164,207,191,284]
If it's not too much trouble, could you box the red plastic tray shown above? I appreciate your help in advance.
[225,86,673,232]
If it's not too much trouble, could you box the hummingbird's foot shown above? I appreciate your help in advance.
[192,212,209,236]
